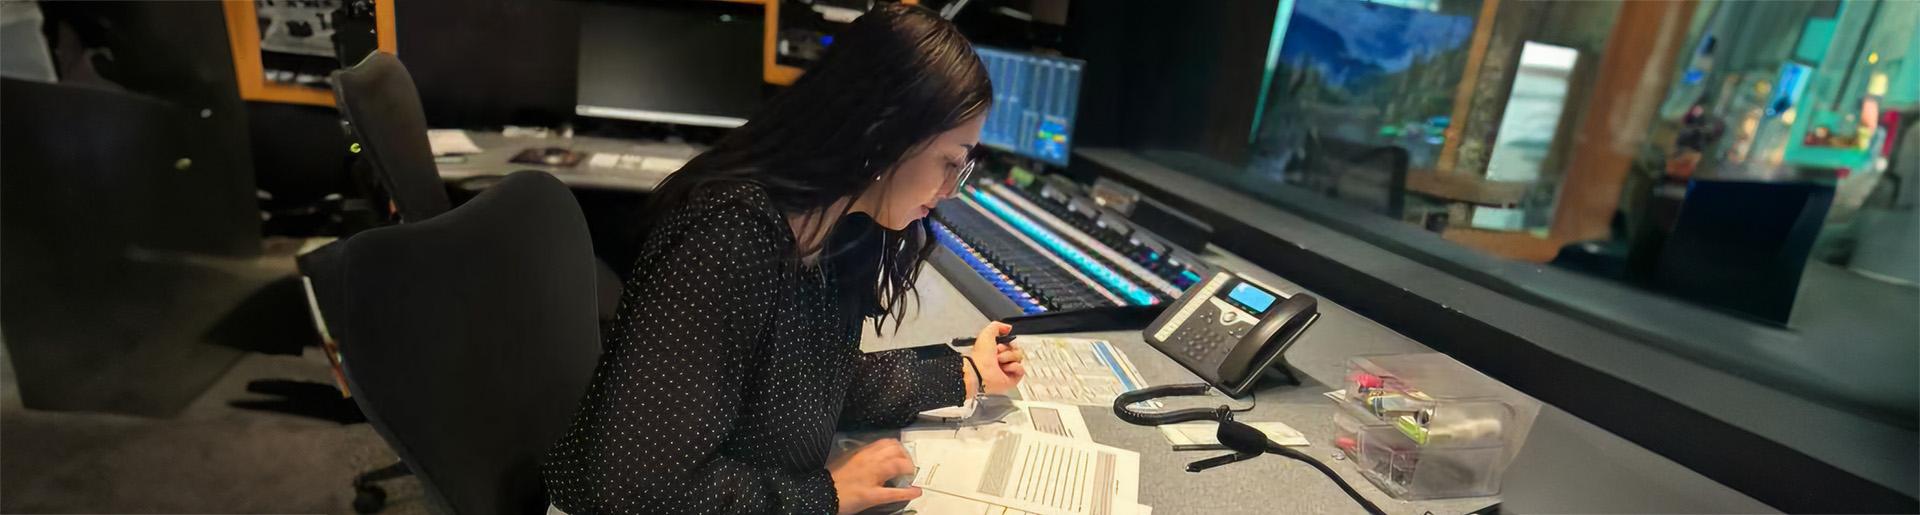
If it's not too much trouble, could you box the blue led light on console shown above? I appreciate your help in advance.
[1179,269,1204,288]
[967,189,1158,306]
[932,221,1046,314]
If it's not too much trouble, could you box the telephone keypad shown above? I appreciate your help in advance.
[1168,306,1237,365]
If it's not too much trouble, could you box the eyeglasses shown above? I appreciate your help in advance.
[945,148,981,197]
[948,157,977,197]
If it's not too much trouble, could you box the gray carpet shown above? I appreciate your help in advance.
[2,346,429,514]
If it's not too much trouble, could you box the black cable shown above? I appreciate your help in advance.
[1118,386,1381,514]
[1269,443,1385,515]
[1223,387,1257,413]
[1208,390,1380,515]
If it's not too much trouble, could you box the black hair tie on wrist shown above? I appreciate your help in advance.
[960,356,986,402]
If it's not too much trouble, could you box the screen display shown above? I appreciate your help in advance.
[1225,282,1278,314]
[976,46,1083,166]
[576,1,763,127]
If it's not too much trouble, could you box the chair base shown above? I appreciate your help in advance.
[352,460,413,514]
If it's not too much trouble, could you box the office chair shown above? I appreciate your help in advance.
[331,51,452,222]
[247,102,380,239]
[234,52,452,424]
[314,171,601,514]
[329,50,622,319]
[1655,179,1834,325]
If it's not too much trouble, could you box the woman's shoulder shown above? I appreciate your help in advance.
[690,180,776,211]
[654,180,791,253]
[666,180,778,225]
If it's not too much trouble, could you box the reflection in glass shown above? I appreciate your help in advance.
[1250,0,1474,175]
[1472,42,1577,232]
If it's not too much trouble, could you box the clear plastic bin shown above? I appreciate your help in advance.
[1332,354,1541,500]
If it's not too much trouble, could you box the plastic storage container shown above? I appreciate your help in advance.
[1330,354,1540,500]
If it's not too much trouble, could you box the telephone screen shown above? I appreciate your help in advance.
[1225,282,1276,314]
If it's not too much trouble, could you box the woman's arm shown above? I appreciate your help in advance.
[838,349,967,429]
[545,197,836,514]
[839,323,1022,429]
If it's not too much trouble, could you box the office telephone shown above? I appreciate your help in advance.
[1143,271,1318,397]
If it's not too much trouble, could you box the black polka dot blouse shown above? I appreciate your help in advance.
[542,182,965,514]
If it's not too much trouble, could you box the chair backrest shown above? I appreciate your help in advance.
[331,171,600,514]
[1656,179,1834,325]
[332,51,451,222]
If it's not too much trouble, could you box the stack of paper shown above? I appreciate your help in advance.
[906,400,1091,443]
[908,430,1140,515]
[1012,337,1152,407]
[902,401,1149,515]
[425,129,482,156]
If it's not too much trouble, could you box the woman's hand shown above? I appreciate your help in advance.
[828,439,921,514]
[965,322,1025,397]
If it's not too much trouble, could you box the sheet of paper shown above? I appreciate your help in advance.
[906,401,1093,443]
[1157,421,1309,451]
[1016,401,1092,440]
[639,156,689,174]
[907,488,1033,514]
[907,430,1139,515]
[426,129,482,156]
[586,152,621,169]
[905,489,1152,515]
[1014,337,1152,407]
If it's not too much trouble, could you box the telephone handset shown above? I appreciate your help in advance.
[1143,271,1318,397]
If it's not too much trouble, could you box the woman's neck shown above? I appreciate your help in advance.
[787,196,865,264]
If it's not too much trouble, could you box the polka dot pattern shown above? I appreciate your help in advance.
[542,182,965,514]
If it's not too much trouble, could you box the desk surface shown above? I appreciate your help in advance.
[862,248,1499,514]
[867,240,1780,514]
[435,131,700,192]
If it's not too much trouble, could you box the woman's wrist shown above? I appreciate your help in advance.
[959,356,981,400]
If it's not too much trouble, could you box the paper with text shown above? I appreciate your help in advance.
[908,430,1139,515]
[1014,338,1152,407]
[904,401,1094,444]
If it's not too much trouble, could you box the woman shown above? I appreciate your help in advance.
[542,5,1024,514]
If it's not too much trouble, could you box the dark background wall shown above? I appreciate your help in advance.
[7,1,284,417]
[36,1,263,257]
[1065,0,1277,166]
[395,0,584,128]
[384,0,1280,161]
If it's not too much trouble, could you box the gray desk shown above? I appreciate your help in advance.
[861,248,1503,514]
[867,242,1778,513]
[435,131,701,192]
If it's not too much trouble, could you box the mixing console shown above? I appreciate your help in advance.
[928,178,1214,322]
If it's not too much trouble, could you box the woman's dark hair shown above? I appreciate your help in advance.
[641,3,992,334]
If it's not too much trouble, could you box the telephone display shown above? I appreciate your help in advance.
[1225,282,1276,313]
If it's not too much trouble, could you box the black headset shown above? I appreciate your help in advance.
[1113,384,1386,515]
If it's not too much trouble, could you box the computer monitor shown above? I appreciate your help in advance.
[575,1,763,128]
[976,47,1083,167]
